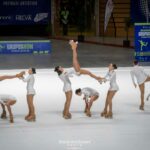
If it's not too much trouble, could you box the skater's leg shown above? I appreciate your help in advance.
[105,91,116,118]
[25,95,31,120]
[64,91,72,119]
[26,95,36,121]
[66,91,72,116]
[84,101,88,113]
[70,40,101,80]
[88,95,98,110]
[86,101,93,117]
[72,48,101,80]
[71,43,81,72]
[1,103,7,119]
[101,92,109,117]
[80,69,101,80]
[6,100,16,106]
[5,100,16,123]
[139,83,145,110]
[86,96,98,117]
[108,91,116,112]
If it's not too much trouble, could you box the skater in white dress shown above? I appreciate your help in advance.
[130,60,150,110]
[55,67,75,119]
[0,94,17,123]
[21,68,36,121]
[75,87,99,117]
[101,63,119,118]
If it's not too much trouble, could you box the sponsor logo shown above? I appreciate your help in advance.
[138,40,148,51]
[7,44,33,50]
[0,45,5,50]
[34,13,48,22]
[16,15,32,21]
[0,16,11,20]
[139,31,150,36]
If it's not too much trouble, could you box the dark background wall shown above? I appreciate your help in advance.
[0,25,49,36]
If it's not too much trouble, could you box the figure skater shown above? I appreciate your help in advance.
[0,95,17,123]
[20,68,36,121]
[130,60,150,110]
[75,87,99,117]
[101,64,119,119]
[54,66,74,119]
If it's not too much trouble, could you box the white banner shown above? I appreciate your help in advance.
[104,0,114,32]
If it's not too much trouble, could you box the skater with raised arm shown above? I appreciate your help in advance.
[20,68,36,122]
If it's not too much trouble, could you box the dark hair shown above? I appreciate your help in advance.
[54,66,62,75]
[31,68,36,74]
[75,88,81,95]
[133,60,139,65]
[112,64,117,70]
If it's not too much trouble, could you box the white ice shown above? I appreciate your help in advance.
[0,68,150,150]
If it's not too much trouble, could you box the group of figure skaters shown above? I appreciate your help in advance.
[55,40,150,119]
[0,40,150,123]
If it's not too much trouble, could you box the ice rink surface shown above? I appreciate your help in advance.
[0,68,150,150]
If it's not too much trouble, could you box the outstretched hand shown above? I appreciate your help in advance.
[16,71,25,78]
[98,78,107,84]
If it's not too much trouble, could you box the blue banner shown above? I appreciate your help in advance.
[131,0,150,23]
[0,0,51,25]
[0,40,51,54]
[135,23,150,62]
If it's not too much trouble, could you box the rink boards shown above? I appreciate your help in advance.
[0,40,51,54]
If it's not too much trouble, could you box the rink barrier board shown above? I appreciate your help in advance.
[0,40,51,54]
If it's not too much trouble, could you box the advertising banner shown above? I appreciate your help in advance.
[135,23,150,62]
[0,40,51,54]
[0,0,51,25]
